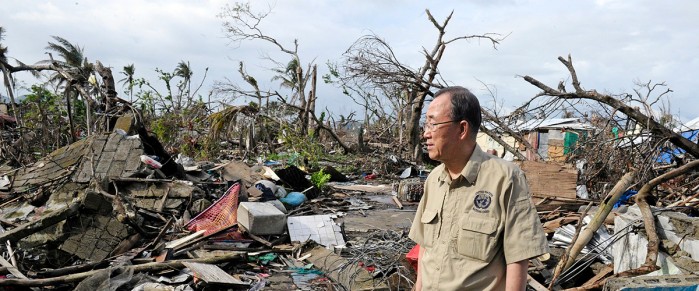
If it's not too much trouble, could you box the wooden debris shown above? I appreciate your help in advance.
[171,223,239,252]
[0,256,27,279]
[527,274,548,291]
[246,231,274,248]
[550,202,593,289]
[165,230,206,249]
[519,161,578,199]
[617,160,699,278]
[0,252,244,287]
[542,215,579,234]
[579,264,613,289]
[33,261,109,278]
[181,262,247,286]
[391,195,404,209]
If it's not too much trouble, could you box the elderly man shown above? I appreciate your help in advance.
[409,86,548,290]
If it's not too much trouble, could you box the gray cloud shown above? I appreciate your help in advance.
[2,0,698,121]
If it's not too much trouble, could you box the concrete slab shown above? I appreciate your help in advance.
[237,202,286,235]
[287,215,345,248]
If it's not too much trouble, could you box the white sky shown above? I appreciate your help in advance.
[2,0,698,122]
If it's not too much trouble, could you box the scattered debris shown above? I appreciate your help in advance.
[3,109,699,291]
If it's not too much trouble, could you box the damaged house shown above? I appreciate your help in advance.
[0,115,195,267]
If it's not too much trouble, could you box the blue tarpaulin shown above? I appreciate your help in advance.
[658,130,699,163]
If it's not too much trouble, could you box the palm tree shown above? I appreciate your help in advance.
[43,36,92,141]
[174,61,192,82]
[0,27,20,128]
[271,58,315,134]
[174,60,192,110]
[44,36,92,85]
[45,36,84,67]
[119,64,135,103]
[271,58,301,103]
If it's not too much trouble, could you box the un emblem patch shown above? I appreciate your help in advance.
[473,191,493,213]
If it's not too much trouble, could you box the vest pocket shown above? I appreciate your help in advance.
[456,216,498,261]
[420,210,439,247]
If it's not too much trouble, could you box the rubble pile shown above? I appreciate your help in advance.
[526,160,699,290]
[0,117,422,290]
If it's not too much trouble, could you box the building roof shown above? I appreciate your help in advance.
[515,118,595,132]
[678,116,699,132]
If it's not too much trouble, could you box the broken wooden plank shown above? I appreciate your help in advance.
[246,231,273,248]
[303,245,388,291]
[156,187,170,212]
[172,223,238,252]
[33,261,109,278]
[165,230,206,249]
[182,262,247,286]
[579,264,613,288]
[391,196,404,209]
[542,216,579,234]
[527,274,548,291]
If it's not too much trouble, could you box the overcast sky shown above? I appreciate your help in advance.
[2,0,698,122]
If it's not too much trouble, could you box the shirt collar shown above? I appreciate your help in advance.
[438,144,487,185]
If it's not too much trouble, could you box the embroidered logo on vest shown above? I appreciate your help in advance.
[473,191,493,213]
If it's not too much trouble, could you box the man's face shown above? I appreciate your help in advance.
[423,94,463,162]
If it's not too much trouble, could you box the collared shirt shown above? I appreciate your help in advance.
[409,145,549,290]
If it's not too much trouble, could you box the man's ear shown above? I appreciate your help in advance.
[459,121,470,140]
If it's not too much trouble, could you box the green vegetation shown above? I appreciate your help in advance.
[310,169,331,190]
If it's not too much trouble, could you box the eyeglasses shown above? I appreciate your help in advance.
[423,120,459,132]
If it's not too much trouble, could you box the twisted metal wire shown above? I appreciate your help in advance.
[319,229,416,290]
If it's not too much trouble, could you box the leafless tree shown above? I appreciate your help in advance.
[218,2,318,135]
[523,55,698,159]
[519,54,698,199]
[476,80,540,161]
[340,10,503,160]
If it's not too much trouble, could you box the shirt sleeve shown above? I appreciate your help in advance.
[502,169,549,264]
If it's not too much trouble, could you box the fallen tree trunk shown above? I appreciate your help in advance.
[523,55,699,159]
[572,161,699,289]
[562,171,636,271]
[618,160,699,277]
[0,252,244,287]
[549,202,593,289]
[479,125,527,160]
